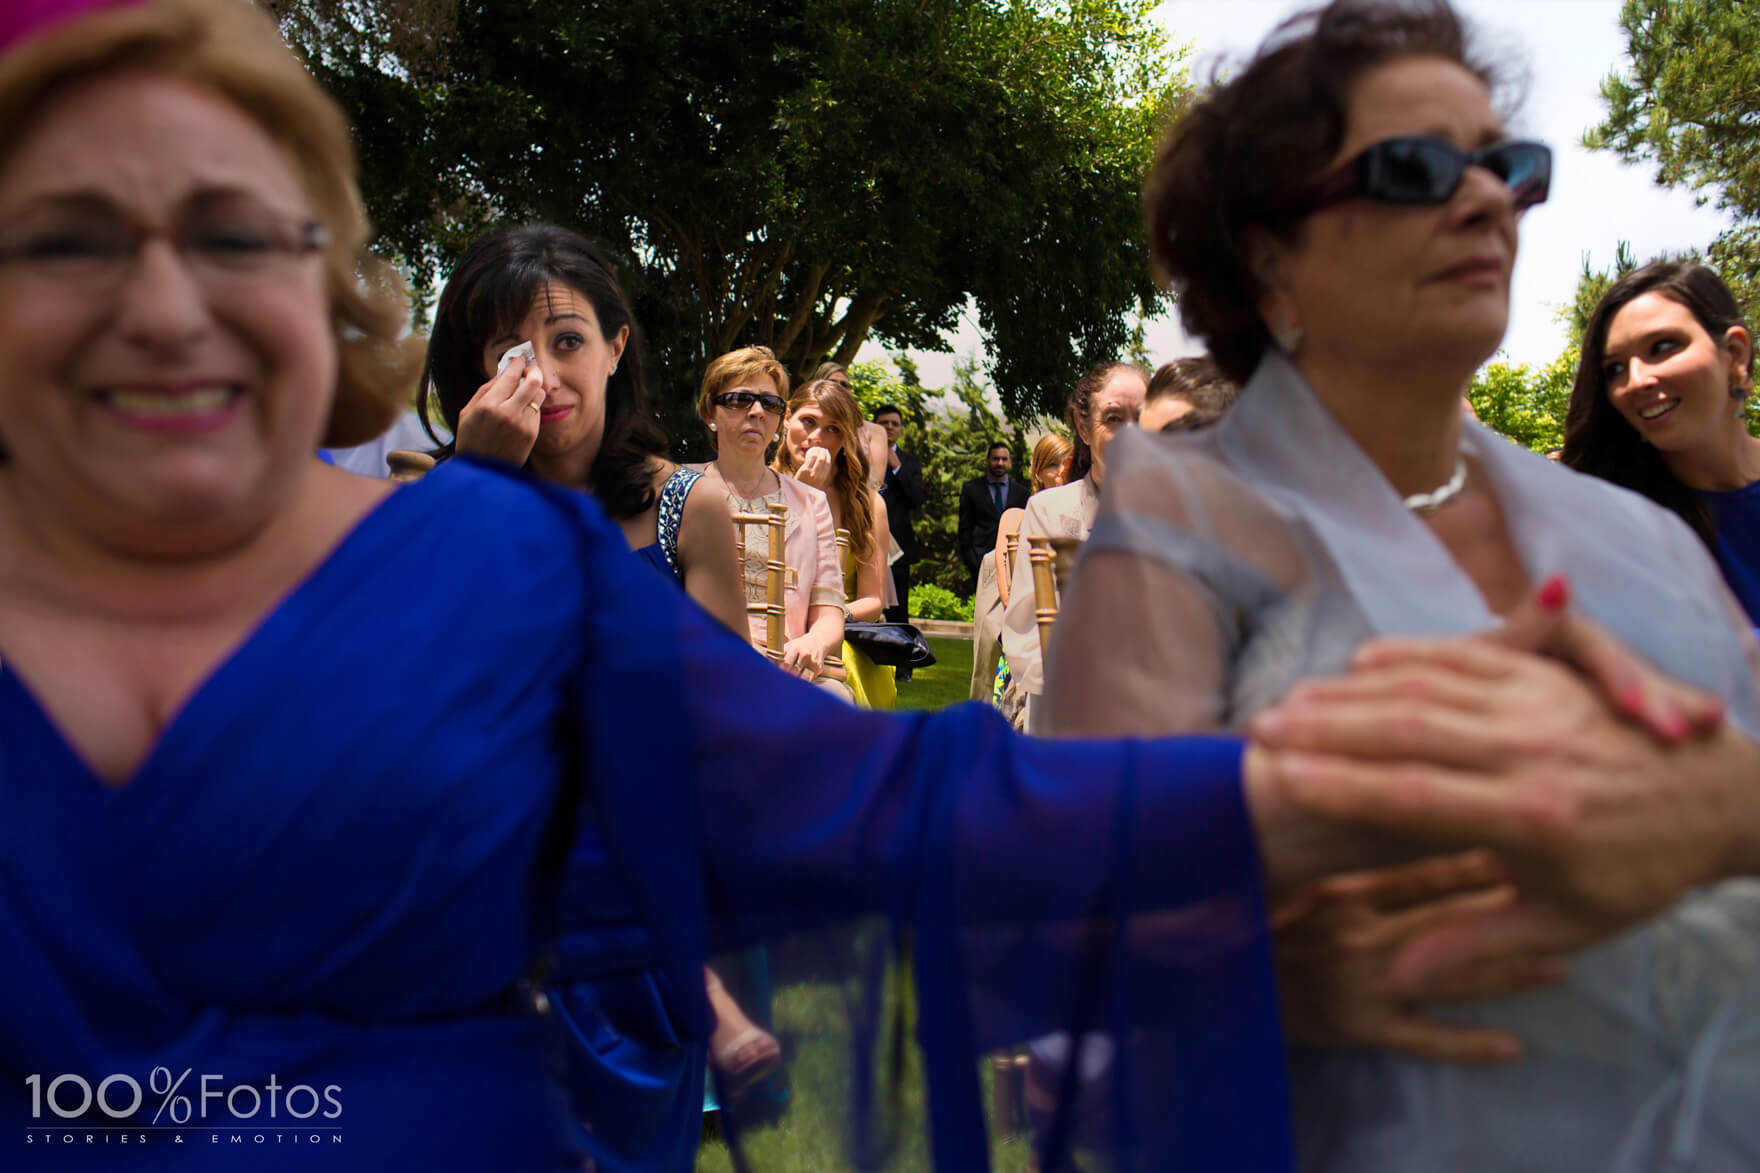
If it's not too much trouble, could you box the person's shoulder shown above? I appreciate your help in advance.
[1030,479,1085,509]
[779,473,836,525]
[1103,426,1282,529]
[1020,480,1081,531]
[679,470,729,522]
[422,455,623,555]
[1476,425,1679,537]
[778,472,830,504]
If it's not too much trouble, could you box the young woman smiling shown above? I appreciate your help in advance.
[1565,261,1760,624]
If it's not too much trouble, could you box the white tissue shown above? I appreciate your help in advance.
[496,341,537,375]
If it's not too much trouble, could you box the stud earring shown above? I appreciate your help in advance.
[710,422,718,431]
[1270,314,1303,355]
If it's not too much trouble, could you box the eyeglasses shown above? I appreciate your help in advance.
[0,209,328,289]
[714,390,787,415]
[1291,136,1552,216]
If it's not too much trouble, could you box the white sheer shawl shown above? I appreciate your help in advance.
[1048,350,1760,1172]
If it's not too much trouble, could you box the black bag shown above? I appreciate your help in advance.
[843,622,936,669]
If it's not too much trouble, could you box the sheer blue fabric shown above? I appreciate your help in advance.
[0,457,1289,1171]
[1701,481,1760,626]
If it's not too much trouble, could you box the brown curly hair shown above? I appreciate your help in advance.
[1142,0,1504,384]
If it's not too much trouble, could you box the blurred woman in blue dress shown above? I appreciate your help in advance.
[5,4,1760,1173]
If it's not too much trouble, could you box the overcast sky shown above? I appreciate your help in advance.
[860,0,1735,397]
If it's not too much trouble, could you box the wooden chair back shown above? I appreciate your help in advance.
[731,502,789,664]
[730,502,847,683]
[1026,534,1083,656]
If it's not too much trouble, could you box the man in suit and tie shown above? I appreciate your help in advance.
[957,442,1029,593]
[872,404,924,621]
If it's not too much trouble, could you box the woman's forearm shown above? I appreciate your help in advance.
[807,604,844,656]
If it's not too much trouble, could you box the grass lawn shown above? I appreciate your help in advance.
[696,633,1045,1171]
[893,636,976,712]
[695,977,1035,1173]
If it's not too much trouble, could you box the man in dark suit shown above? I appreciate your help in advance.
[957,442,1029,591]
[873,404,924,629]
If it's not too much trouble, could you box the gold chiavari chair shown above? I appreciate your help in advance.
[1026,534,1084,656]
[731,504,846,682]
[385,450,435,482]
[732,502,789,666]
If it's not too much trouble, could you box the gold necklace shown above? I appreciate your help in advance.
[721,466,777,503]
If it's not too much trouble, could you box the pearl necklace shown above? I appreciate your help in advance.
[1403,457,1468,516]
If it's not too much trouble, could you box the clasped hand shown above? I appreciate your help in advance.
[1249,577,1759,1062]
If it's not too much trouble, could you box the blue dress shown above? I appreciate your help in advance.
[1701,480,1760,625]
[634,465,701,582]
[554,463,708,1172]
[0,457,1287,1172]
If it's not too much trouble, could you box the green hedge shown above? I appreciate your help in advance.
[908,583,974,622]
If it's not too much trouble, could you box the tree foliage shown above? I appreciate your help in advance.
[1467,348,1576,454]
[268,0,1188,430]
[1587,0,1760,326]
[1588,0,1760,218]
[848,357,1037,593]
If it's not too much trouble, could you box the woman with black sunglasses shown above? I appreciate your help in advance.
[1049,0,1760,1168]
[692,346,848,686]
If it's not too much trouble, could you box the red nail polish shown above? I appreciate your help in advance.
[1536,575,1569,610]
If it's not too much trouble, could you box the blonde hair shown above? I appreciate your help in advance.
[0,0,416,447]
[698,346,790,443]
[1029,433,1073,494]
[772,378,876,566]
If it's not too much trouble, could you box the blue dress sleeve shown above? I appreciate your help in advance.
[546,482,1290,1171]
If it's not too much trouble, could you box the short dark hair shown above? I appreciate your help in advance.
[1144,0,1504,384]
[872,403,903,422]
[987,441,1012,458]
[421,224,665,521]
[1148,356,1240,431]
[1563,260,1753,548]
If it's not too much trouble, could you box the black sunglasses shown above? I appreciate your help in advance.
[714,390,786,415]
[1291,136,1551,216]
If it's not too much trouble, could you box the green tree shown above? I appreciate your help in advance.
[1586,0,1760,324]
[1562,242,1640,347]
[1467,347,1576,454]
[848,357,1031,593]
[269,0,1188,430]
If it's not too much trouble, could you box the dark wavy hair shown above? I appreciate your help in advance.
[1067,361,1148,481]
[1563,261,1754,549]
[421,224,666,521]
[1148,355,1240,432]
[1144,0,1503,384]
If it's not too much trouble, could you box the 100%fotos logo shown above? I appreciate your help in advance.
[25,1068,341,1123]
